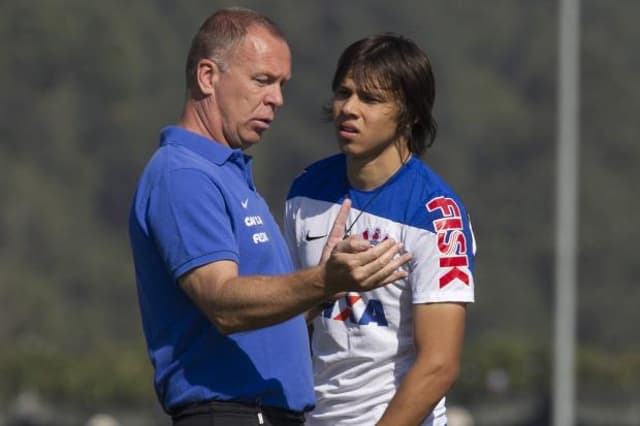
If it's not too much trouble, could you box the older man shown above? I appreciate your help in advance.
[128,7,411,426]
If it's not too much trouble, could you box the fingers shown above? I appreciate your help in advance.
[360,251,412,289]
[321,199,352,261]
[360,238,400,263]
[333,234,370,254]
[324,238,413,294]
[330,198,351,240]
[351,240,410,282]
[337,237,403,263]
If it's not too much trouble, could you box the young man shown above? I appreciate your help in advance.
[285,34,476,426]
[128,10,411,426]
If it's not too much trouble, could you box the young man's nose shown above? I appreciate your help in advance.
[339,95,360,115]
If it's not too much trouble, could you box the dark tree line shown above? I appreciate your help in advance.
[1,0,638,416]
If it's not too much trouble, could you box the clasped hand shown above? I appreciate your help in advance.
[320,199,412,296]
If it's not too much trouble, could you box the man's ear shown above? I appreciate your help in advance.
[196,58,220,96]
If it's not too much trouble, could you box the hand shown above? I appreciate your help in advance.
[320,198,352,263]
[319,199,412,294]
[323,237,411,295]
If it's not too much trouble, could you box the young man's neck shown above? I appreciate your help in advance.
[346,147,411,191]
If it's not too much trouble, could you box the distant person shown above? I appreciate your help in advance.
[284,33,476,425]
[85,413,121,426]
[128,8,411,426]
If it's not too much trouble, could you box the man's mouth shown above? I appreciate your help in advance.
[252,118,273,131]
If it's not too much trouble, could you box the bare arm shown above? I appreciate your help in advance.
[376,302,467,426]
[180,200,412,334]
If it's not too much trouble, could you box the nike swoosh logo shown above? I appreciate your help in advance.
[305,231,327,241]
[241,199,249,208]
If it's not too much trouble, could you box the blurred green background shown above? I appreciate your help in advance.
[1,0,638,425]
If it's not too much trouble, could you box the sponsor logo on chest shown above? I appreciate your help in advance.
[323,227,391,326]
[323,293,388,326]
[243,213,269,244]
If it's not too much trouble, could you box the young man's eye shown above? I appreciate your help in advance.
[334,88,351,99]
[360,94,381,103]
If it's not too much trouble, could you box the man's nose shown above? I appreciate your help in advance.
[265,85,284,108]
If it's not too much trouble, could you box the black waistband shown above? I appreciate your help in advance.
[171,399,305,422]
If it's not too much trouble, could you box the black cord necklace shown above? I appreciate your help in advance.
[343,154,411,238]
[343,185,388,238]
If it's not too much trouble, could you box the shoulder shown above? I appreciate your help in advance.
[402,158,470,230]
[134,144,231,218]
[144,143,232,191]
[287,153,346,201]
[406,157,458,198]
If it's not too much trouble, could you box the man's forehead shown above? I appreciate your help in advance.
[231,26,291,74]
[240,25,289,55]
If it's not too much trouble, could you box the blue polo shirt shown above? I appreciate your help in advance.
[128,126,315,413]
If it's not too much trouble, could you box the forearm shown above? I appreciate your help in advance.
[304,302,329,324]
[376,361,458,426]
[180,236,411,334]
[304,292,345,323]
[185,266,328,334]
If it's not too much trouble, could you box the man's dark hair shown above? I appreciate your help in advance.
[185,7,287,96]
[325,33,437,156]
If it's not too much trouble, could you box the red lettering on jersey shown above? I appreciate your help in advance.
[437,231,467,256]
[426,196,470,288]
[440,256,468,267]
[347,294,361,305]
[434,218,463,232]
[427,197,461,218]
[440,267,470,287]
[333,308,351,321]
[333,294,361,321]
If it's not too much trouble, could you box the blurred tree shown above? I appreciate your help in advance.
[0,0,638,417]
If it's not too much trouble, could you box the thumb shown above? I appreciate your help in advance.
[320,198,351,262]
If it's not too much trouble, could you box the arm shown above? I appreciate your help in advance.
[376,302,467,426]
[180,200,412,334]
[180,260,326,333]
[285,198,349,324]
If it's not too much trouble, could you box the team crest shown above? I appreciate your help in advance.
[360,227,388,245]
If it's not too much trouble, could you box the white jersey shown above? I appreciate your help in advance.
[284,154,476,426]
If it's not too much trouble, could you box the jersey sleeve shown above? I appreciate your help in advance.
[406,193,476,304]
[147,168,239,281]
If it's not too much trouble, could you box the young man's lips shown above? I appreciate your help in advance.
[338,123,358,138]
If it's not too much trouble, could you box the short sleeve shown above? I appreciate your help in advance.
[147,168,239,281]
[406,194,475,304]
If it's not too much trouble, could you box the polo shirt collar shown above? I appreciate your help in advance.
[159,126,256,189]
[159,126,249,166]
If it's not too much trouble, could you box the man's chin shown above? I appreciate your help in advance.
[239,135,262,150]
